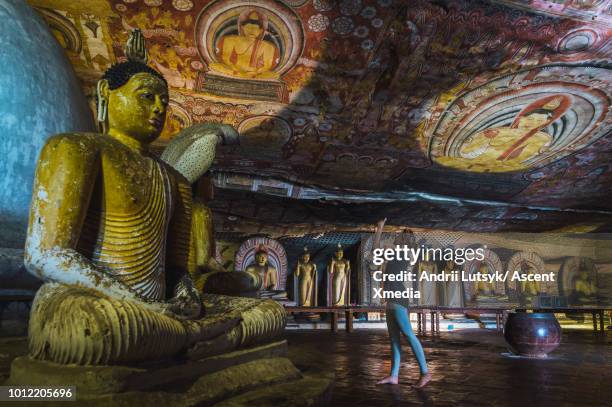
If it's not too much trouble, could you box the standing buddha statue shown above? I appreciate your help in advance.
[417,251,438,306]
[327,244,350,306]
[294,246,317,306]
[442,259,463,307]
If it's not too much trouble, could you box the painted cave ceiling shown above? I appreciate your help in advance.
[30,0,612,232]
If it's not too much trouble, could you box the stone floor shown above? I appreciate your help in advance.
[1,329,609,406]
[286,329,611,407]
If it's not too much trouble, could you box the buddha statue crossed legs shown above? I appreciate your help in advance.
[23,30,285,366]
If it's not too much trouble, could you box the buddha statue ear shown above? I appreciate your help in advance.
[96,79,110,133]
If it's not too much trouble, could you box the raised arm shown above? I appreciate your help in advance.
[24,134,142,303]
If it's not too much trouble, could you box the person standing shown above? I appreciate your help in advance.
[374,220,432,388]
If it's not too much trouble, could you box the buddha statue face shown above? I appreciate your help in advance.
[255,251,268,266]
[104,72,169,144]
[302,253,310,263]
[335,249,344,260]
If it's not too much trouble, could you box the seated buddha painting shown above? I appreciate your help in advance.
[435,95,571,173]
[195,1,303,102]
[210,9,280,80]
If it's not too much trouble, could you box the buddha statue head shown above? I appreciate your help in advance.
[255,244,269,267]
[301,246,311,263]
[335,243,344,260]
[96,29,168,149]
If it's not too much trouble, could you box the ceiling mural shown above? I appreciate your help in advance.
[27,0,612,230]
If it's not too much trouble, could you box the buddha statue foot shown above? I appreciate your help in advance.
[27,284,286,366]
[201,293,287,348]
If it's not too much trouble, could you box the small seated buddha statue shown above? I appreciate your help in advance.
[472,263,507,303]
[518,261,541,306]
[327,244,350,306]
[245,245,279,293]
[22,30,285,366]
[294,246,317,306]
[571,260,598,304]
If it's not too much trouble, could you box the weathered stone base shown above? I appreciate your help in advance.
[6,340,333,406]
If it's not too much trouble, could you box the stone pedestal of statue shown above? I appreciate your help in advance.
[7,340,333,405]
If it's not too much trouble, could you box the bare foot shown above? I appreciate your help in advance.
[377,376,399,385]
[413,372,432,388]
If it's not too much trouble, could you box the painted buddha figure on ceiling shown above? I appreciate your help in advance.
[209,9,280,80]
[23,30,285,366]
[436,95,571,173]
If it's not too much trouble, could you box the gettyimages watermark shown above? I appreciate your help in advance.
[371,244,555,300]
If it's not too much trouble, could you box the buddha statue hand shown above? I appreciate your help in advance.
[171,273,203,319]
[125,28,148,64]
[161,123,239,184]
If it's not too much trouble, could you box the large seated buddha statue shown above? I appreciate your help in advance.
[21,30,285,367]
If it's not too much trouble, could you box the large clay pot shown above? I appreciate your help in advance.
[504,312,561,358]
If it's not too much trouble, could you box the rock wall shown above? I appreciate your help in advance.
[0,0,94,249]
